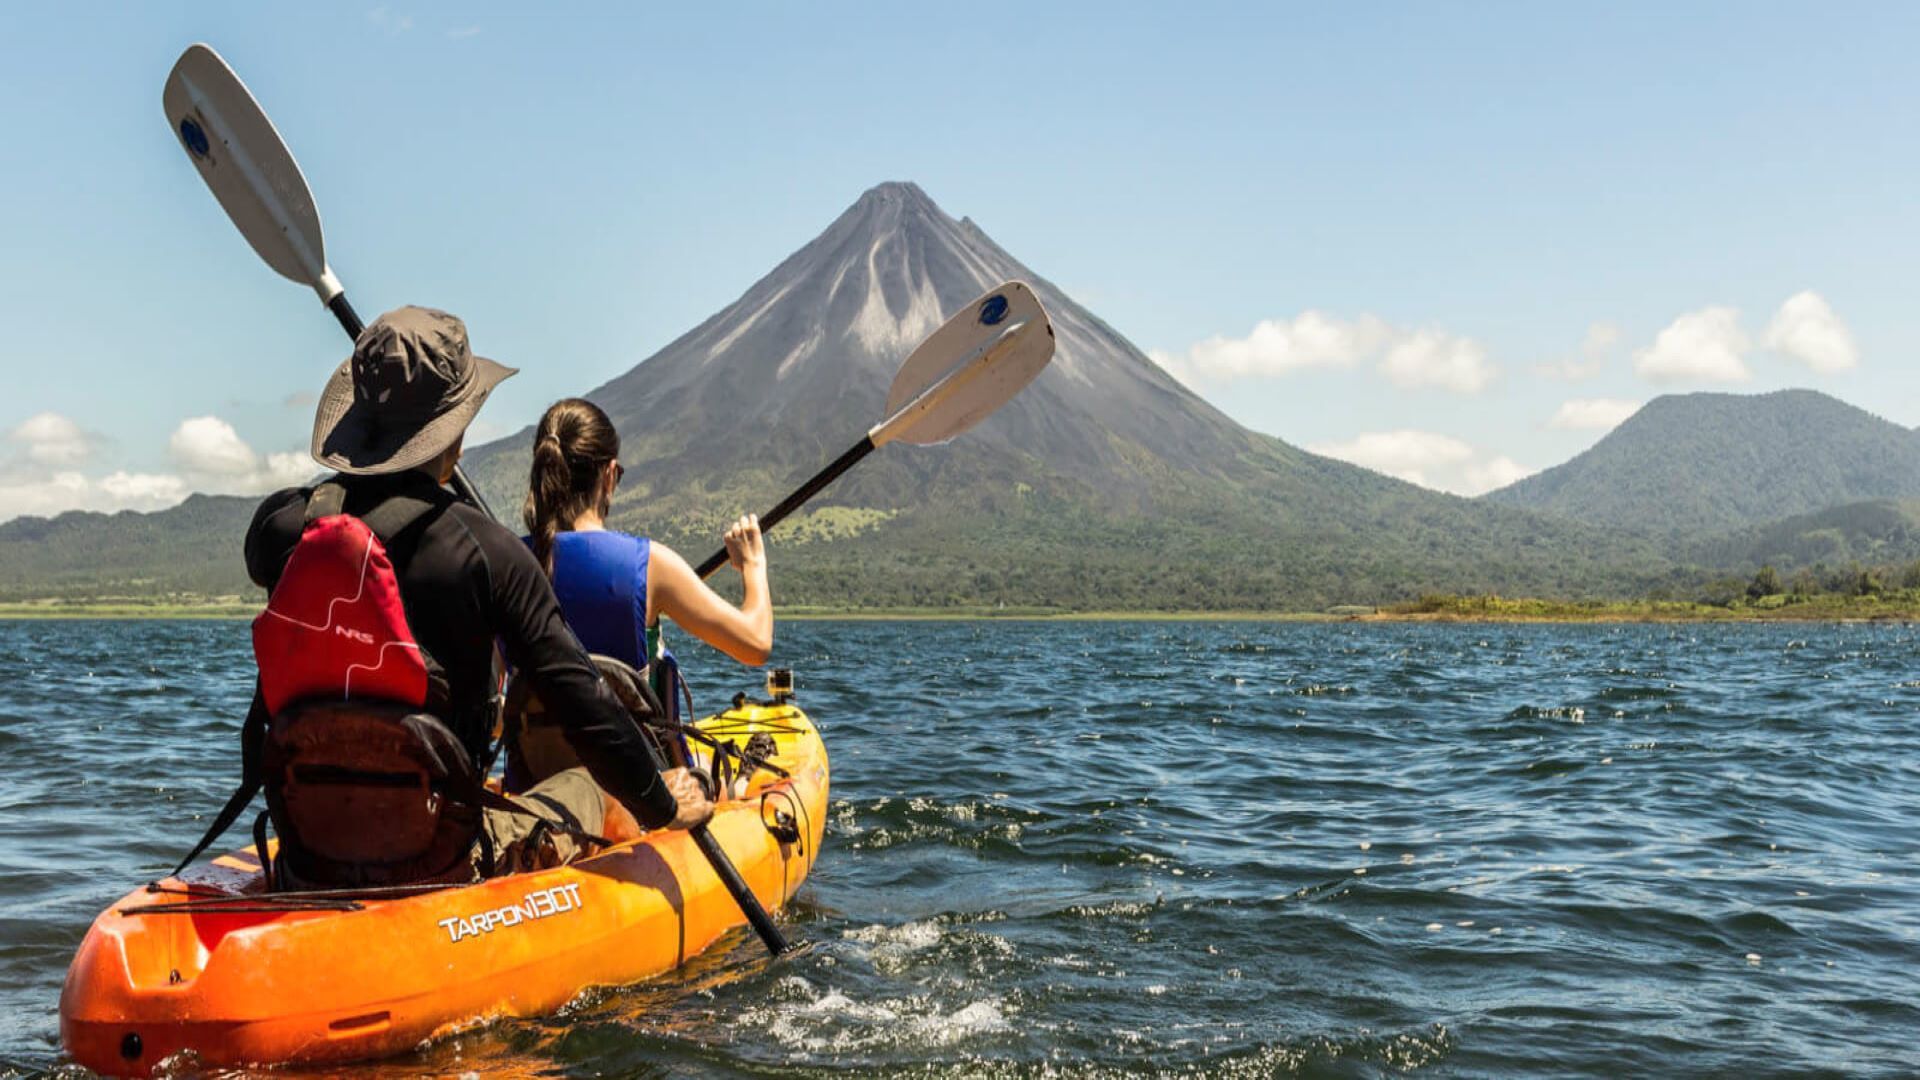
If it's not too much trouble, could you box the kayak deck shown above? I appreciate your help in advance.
[60,702,826,1077]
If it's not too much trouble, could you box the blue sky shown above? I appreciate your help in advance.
[2,3,1917,518]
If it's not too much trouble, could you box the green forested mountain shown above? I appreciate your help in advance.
[0,495,255,600]
[1484,390,1920,537]
[1692,499,1920,571]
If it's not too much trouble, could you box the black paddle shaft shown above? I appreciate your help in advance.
[692,823,790,953]
[693,436,877,580]
[633,732,790,955]
[324,294,498,520]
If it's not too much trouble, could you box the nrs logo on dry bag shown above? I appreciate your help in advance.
[253,487,428,715]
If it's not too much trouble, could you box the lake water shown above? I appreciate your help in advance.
[1,620,1916,1077]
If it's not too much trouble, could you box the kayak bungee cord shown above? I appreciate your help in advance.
[116,879,482,915]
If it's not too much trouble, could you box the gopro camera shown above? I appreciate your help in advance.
[766,667,795,703]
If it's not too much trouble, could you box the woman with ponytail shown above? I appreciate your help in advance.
[523,398,773,673]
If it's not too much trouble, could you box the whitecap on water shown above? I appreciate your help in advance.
[745,976,1012,1055]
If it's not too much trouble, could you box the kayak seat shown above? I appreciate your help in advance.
[503,654,688,792]
[265,700,484,889]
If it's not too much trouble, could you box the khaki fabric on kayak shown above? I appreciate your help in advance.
[481,767,608,875]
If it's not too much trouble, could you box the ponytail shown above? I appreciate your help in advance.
[523,399,621,576]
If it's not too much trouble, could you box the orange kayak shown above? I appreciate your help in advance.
[59,700,827,1077]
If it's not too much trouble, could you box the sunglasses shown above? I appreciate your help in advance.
[611,461,625,487]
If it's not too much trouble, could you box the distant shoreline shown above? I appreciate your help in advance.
[3,599,1916,623]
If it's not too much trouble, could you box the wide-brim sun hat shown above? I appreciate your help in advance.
[310,306,517,476]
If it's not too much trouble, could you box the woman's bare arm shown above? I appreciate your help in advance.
[646,515,772,666]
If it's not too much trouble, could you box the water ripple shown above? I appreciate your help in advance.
[3,620,1918,1076]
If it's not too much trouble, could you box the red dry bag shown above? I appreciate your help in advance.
[253,483,430,714]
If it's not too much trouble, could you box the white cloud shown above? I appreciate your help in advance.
[1153,312,1495,395]
[1379,330,1497,393]
[1582,321,1621,358]
[1536,321,1621,380]
[1633,306,1751,383]
[0,414,312,523]
[1307,429,1533,496]
[1148,311,1391,386]
[447,25,482,39]
[261,451,318,490]
[1764,290,1857,374]
[1464,456,1535,495]
[169,417,316,494]
[170,416,260,478]
[1549,397,1643,431]
[0,470,188,522]
[99,471,192,503]
[7,412,96,466]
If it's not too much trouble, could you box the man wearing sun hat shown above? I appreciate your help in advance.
[210,307,711,885]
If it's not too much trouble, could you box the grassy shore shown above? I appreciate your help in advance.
[0,598,262,619]
[5,594,1919,622]
[1379,592,1920,622]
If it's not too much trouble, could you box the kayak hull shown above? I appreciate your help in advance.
[60,702,826,1076]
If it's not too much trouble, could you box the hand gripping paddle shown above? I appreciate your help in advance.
[693,281,1056,578]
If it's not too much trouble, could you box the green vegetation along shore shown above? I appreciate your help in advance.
[1384,591,1920,622]
[0,597,263,619]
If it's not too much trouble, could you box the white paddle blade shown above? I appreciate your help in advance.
[162,44,341,303]
[881,282,1055,447]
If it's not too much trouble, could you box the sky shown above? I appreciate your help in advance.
[2,2,1918,521]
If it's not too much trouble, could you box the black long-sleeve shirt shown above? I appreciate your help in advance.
[243,471,678,828]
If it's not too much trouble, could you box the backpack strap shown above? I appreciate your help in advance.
[360,493,436,543]
[302,478,435,543]
[304,481,347,524]
[168,690,270,878]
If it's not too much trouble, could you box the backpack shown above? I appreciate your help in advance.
[174,483,497,889]
[252,482,432,714]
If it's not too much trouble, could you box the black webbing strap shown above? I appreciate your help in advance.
[168,696,268,878]
[252,810,275,891]
[168,775,261,878]
[359,492,436,544]
[303,478,436,542]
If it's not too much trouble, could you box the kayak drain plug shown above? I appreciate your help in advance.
[120,1032,142,1060]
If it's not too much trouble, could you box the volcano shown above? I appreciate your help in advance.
[466,182,1269,517]
[460,182,1673,609]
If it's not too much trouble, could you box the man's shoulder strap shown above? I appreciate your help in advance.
[304,480,347,523]
[303,478,438,542]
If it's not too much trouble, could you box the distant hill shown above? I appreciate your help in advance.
[1693,499,1920,571]
[0,495,256,601]
[1484,390,1920,537]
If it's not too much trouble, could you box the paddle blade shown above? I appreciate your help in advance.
[162,44,340,302]
[881,282,1055,447]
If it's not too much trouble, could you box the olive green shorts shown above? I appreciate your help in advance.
[479,767,607,876]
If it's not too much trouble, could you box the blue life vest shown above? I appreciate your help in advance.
[545,531,687,744]
[548,530,652,670]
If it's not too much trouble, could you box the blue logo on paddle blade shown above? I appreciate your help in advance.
[179,117,210,158]
[979,295,1010,326]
